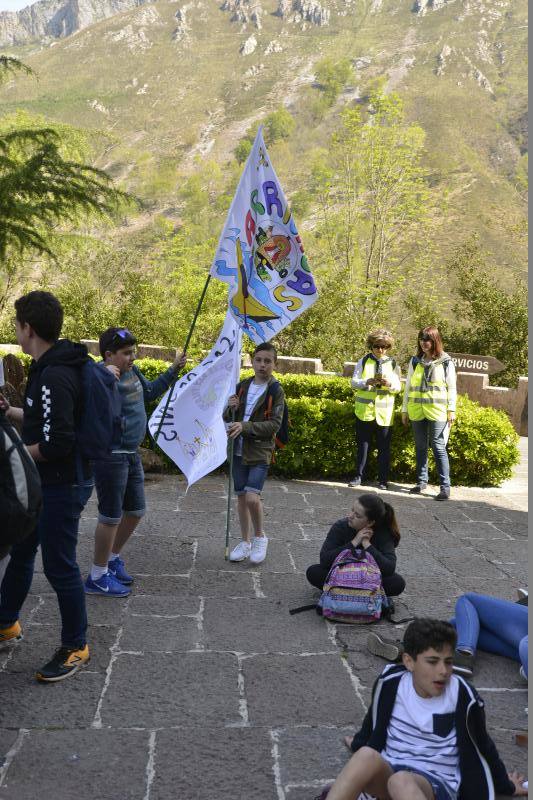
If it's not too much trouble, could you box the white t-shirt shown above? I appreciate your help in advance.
[234,381,268,456]
[381,672,460,792]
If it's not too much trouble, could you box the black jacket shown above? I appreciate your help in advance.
[320,518,397,578]
[22,340,91,486]
[350,664,516,800]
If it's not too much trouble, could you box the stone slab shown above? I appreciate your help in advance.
[0,672,104,728]
[0,729,148,800]
[152,727,279,800]
[100,652,242,727]
[203,598,333,654]
[120,614,200,652]
[243,654,364,726]
[123,534,195,575]
[275,725,354,786]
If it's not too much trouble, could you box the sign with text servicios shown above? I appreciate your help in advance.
[448,353,505,375]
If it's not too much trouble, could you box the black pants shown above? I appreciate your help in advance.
[354,418,392,484]
[306,564,406,597]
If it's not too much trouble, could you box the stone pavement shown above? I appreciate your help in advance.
[0,441,528,800]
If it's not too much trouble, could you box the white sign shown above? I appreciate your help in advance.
[211,127,318,343]
[148,314,242,487]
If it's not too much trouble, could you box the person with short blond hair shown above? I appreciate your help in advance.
[349,329,401,491]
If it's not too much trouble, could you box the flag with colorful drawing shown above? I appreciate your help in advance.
[148,313,242,488]
[210,127,318,343]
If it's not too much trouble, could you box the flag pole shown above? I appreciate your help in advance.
[152,273,212,448]
[224,408,236,560]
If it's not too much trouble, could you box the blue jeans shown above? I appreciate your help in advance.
[411,418,450,489]
[451,593,528,676]
[355,418,392,483]
[232,455,268,495]
[0,482,93,649]
[93,452,146,525]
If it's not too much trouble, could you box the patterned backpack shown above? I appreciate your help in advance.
[317,547,386,624]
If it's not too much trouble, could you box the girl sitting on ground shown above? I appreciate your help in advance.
[306,493,405,607]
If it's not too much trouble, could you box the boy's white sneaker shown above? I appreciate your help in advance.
[250,536,268,564]
[229,541,251,562]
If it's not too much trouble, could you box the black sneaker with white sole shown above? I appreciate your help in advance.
[36,645,90,682]
[452,649,474,678]
[367,632,402,662]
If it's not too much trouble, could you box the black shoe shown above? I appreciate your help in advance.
[367,632,403,662]
[36,645,90,682]
[409,483,427,494]
[435,489,450,501]
[348,477,362,487]
[453,649,474,677]
[378,482,388,490]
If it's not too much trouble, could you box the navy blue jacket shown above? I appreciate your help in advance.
[350,664,516,800]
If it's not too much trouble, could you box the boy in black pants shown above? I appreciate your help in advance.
[0,291,93,682]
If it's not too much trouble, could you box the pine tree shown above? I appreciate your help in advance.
[0,56,132,264]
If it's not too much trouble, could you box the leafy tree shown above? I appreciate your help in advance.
[315,58,353,105]
[0,56,132,268]
[445,238,527,387]
[234,107,295,164]
[278,89,436,369]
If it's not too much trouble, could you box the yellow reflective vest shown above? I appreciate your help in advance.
[354,356,399,427]
[407,358,450,422]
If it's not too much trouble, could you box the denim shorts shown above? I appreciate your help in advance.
[390,764,457,800]
[232,454,268,495]
[93,452,146,525]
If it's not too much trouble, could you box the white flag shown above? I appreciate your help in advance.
[148,313,242,488]
[211,127,318,343]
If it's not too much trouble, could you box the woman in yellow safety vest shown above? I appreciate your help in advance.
[402,325,456,500]
[349,329,401,491]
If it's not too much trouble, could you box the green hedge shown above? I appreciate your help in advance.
[273,394,519,486]
[2,354,520,486]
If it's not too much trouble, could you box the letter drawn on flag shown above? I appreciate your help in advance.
[211,127,318,343]
[148,314,242,487]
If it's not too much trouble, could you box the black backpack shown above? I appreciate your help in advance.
[77,360,123,460]
[237,378,290,450]
[0,411,42,550]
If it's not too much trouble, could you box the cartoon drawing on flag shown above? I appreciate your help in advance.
[148,313,242,487]
[211,128,318,343]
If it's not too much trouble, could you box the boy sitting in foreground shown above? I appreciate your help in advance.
[323,618,526,800]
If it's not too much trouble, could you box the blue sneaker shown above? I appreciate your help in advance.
[85,572,131,597]
[108,556,134,585]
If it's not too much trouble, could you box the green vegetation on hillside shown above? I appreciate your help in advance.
[0,0,527,387]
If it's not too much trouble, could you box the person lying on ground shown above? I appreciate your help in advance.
[366,590,528,683]
[320,618,527,800]
[450,592,528,679]
[306,493,405,609]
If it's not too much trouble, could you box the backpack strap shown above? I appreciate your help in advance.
[289,603,318,615]
[264,379,282,420]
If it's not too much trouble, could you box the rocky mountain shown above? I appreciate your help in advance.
[0,0,527,274]
[0,0,150,46]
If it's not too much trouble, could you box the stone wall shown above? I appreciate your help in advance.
[1,343,527,434]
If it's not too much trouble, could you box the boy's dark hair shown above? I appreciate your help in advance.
[14,291,63,343]
[253,342,277,360]
[403,618,457,658]
[99,327,137,358]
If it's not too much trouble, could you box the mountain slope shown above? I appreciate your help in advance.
[0,0,527,275]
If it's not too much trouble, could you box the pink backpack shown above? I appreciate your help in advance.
[318,547,386,624]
